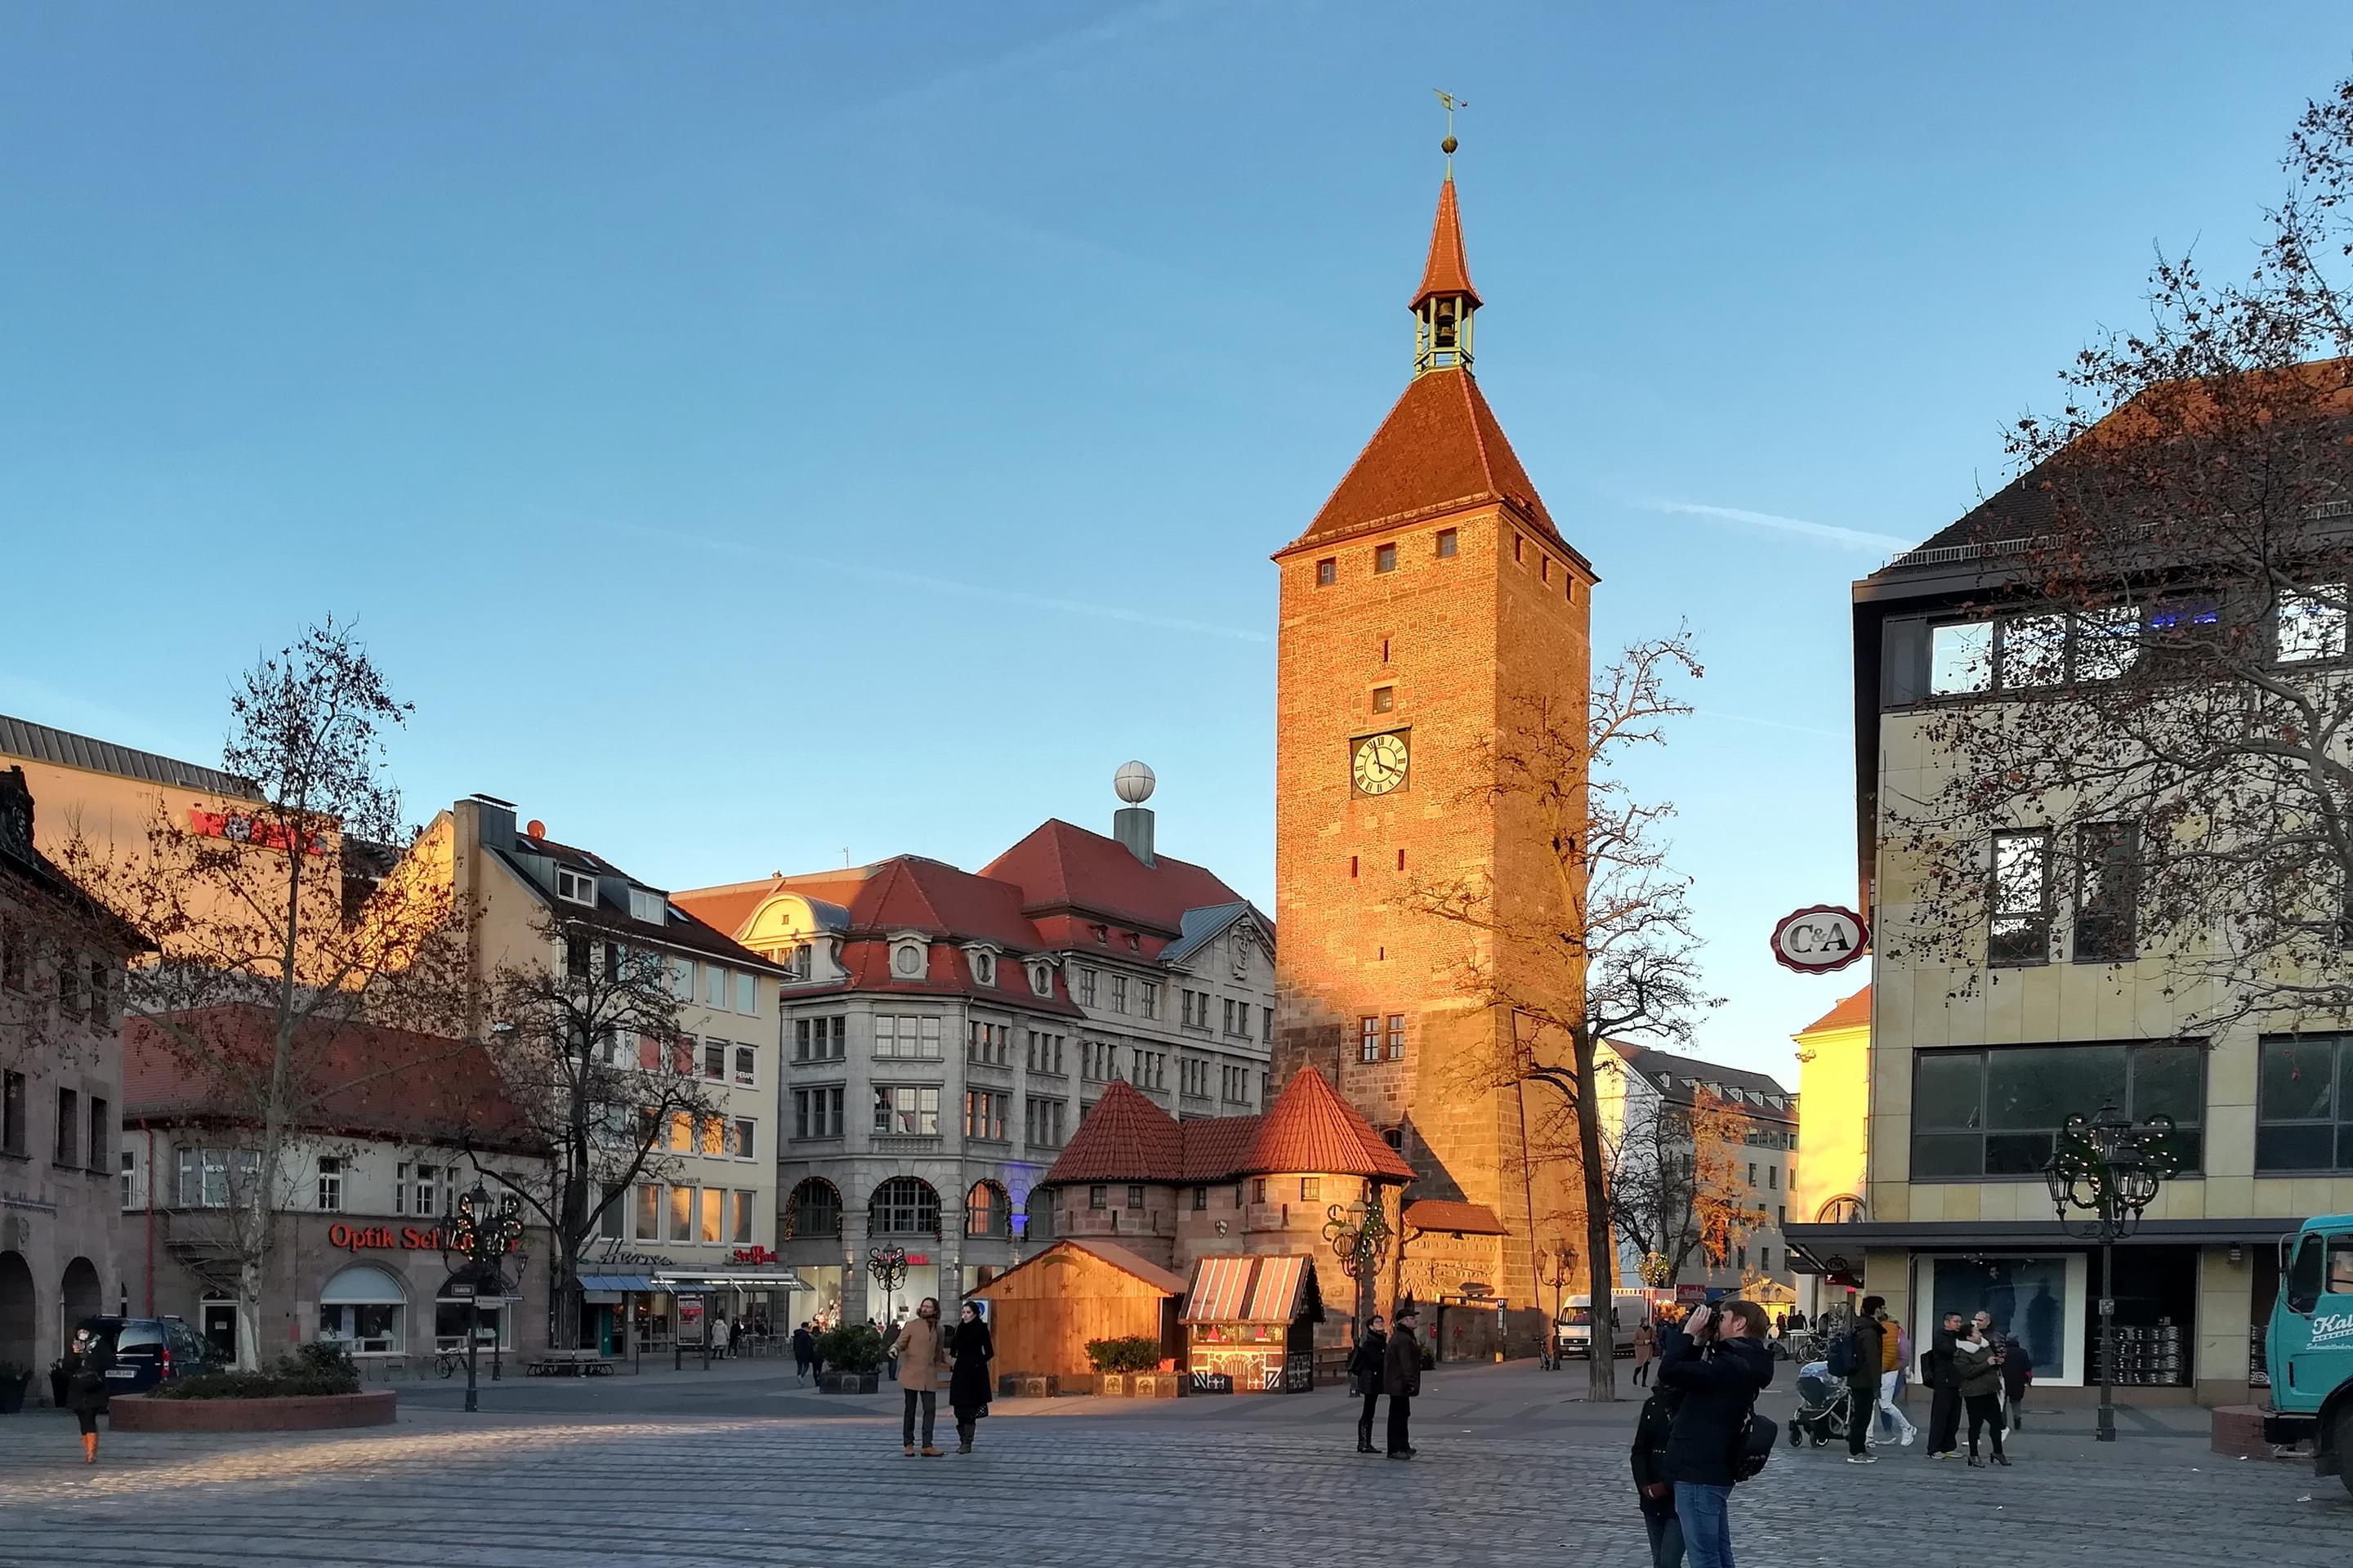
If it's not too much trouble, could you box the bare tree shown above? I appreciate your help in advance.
[1413,633,1717,1402]
[1605,1084,1764,1288]
[60,622,467,1367]
[1891,72,2353,1043]
[477,905,723,1351]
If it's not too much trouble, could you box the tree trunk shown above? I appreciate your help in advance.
[236,1254,266,1374]
[1576,1027,1617,1403]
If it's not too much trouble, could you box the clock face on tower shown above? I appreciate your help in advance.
[1351,731,1409,796]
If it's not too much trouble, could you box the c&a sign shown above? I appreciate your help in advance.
[329,1222,447,1252]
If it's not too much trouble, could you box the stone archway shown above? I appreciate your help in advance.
[0,1250,34,1371]
[59,1257,101,1341]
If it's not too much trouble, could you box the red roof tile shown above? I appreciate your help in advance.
[1403,1199,1507,1236]
[1281,367,1568,556]
[1041,1081,1182,1185]
[1245,1069,1415,1181]
[1797,986,1871,1037]
[124,1005,540,1153]
[1178,1115,1262,1184]
[980,820,1246,940]
[1409,176,1480,310]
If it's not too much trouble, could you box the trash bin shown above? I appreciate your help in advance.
[49,1361,69,1409]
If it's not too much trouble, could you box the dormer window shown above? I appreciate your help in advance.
[891,940,926,979]
[965,948,998,986]
[1028,962,1054,997]
[627,887,666,925]
[556,867,597,908]
[1092,925,1109,945]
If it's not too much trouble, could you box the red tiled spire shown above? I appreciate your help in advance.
[1040,1080,1181,1185]
[1409,176,1480,312]
[1243,1068,1415,1182]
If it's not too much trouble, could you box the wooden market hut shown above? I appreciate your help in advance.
[1179,1253,1325,1392]
[967,1238,1186,1381]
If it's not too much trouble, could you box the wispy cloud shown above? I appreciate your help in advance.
[611,522,1269,645]
[1641,499,1910,554]
[1690,708,1844,740]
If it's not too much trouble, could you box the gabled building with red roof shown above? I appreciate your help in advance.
[119,1002,553,1368]
[673,771,1275,1329]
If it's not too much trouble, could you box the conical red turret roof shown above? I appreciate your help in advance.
[1409,176,1480,311]
[1040,1080,1180,1185]
[1244,1068,1415,1181]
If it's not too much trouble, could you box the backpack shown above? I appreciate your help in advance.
[1825,1331,1856,1379]
[1729,1375,1775,1484]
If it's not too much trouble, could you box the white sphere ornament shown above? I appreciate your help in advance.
[1114,761,1157,805]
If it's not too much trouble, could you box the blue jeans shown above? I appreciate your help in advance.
[1644,1508,1686,1568]
[1672,1482,1733,1568]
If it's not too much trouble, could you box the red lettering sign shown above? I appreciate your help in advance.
[730,1246,779,1265]
[330,1222,445,1252]
[187,808,329,856]
[906,1253,930,1266]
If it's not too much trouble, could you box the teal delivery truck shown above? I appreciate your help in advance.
[2265,1214,2353,1495]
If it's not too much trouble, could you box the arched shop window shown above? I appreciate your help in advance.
[964,1181,1009,1238]
[786,1177,842,1239]
[869,1177,940,1237]
[318,1263,406,1354]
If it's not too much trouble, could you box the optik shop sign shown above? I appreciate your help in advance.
[329,1222,449,1252]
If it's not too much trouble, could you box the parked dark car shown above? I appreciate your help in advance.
[72,1316,224,1394]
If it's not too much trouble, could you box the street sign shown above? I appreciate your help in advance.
[2098,1298,2116,1315]
[1770,905,1869,973]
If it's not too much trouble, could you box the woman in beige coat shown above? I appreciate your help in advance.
[895,1298,950,1456]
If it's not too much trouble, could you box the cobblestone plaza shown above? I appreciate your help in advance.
[0,1365,2341,1567]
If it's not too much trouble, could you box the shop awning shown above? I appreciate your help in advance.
[1181,1254,1310,1325]
[576,1274,659,1292]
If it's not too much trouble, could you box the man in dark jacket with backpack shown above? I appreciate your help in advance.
[1658,1298,1774,1568]
[1842,1297,1888,1461]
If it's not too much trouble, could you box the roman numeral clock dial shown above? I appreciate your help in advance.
[1351,731,1409,796]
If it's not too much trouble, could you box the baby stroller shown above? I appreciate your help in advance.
[1788,1360,1857,1448]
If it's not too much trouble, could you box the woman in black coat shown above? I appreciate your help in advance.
[947,1303,994,1454]
[60,1326,111,1464]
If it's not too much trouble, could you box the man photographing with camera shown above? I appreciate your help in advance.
[1657,1299,1775,1568]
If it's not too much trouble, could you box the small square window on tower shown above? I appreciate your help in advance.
[1513,534,1525,564]
[1316,557,1337,587]
[1372,686,1394,713]
[1435,528,1458,558]
[1374,543,1398,574]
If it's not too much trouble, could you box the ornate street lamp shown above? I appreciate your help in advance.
[868,1244,909,1325]
[1323,1184,1393,1347]
[2040,1100,2180,1443]
[441,1182,525,1414]
[1534,1245,1576,1371]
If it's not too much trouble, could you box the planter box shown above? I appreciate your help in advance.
[109,1391,395,1432]
[1097,1373,1127,1397]
[1057,1373,1096,1396]
[1127,1373,1181,1400]
[818,1370,880,1395]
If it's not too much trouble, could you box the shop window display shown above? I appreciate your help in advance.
[318,1263,407,1355]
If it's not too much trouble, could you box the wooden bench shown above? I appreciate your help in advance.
[525,1350,615,1377]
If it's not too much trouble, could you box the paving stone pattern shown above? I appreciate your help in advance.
[0,1369,2344,1567]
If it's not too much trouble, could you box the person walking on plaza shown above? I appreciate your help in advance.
[1842,1296,1887,1461]
[1348,1314,1387,1454]
[1874,1302,1915,1447]
[1953,1316,2010,1467]
[1382,1302,1422,1459]
[894,1298,948,1456]
[60,1325,111,1465]
[1632,1319,1659,1387]
[948,1302,993,1454]
[1629,1378,1686,1568]
[1924,1310,1964,1459]
[1993,1316,2034,1431]
[711,1313,731,1360]
[793,1322,816,1383]
[1657,1299,1773,1568]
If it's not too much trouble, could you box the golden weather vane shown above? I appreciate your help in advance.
[1433,87,1467,167]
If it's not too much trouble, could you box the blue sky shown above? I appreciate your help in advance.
[3,2,2343,1075]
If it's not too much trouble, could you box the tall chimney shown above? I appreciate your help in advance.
[1111,761,1157,866]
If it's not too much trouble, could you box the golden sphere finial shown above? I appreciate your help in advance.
[1441,134,1458,156]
